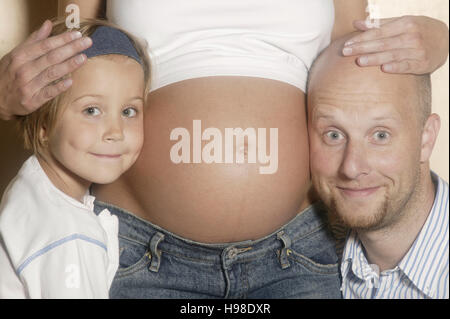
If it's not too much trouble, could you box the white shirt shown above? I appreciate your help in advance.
[339,172,449,299]
[0,156,119,299]
[106,0,335,92]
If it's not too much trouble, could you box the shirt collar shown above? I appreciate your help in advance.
[341,230,382,289]
[341,172,448,297]
[82,192,96,211]
[396,172,448,298]
[30,155,96,212]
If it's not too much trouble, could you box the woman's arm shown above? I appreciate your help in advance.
[332,0,368,41]
[57,0,105,19]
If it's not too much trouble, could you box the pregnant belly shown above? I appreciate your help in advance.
[94,77,312,243]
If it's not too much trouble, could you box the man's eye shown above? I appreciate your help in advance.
[122,107,138,118]
[373,131,390,143]
[83,106,101,116]
[324,130,345,144]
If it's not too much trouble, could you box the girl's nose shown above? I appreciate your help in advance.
[102,115,124,142]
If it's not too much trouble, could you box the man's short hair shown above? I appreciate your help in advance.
[416,74,432,126]
[306,38,432,128]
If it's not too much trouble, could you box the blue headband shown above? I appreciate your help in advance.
[82,26,143,65]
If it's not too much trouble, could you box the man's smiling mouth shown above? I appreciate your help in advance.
[336,186,381,197]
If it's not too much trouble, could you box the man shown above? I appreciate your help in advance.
[307,34,449,299]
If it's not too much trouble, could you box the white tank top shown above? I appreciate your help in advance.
[106,0,334,92]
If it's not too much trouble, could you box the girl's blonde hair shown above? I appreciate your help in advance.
[17,18,151,158]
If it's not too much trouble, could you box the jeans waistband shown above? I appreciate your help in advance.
[94,200,329,264]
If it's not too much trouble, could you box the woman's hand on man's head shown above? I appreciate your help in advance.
[343,15,449,75]
[0,20,92,120]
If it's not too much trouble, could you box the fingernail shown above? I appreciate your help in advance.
[344,40,354,46]
[358,56,369,66]
[37,20,50,37]
[41,19,49,29]
[383,64,393,72]
[82,37,92,47]
[75,54,86,64]
[71,31,82,40]
[63,78,73,88]
[342,47,352,56]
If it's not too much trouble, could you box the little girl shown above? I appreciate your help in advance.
[0,19,150,298]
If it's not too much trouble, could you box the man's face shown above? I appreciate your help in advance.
[46,56,145,185]
[308,65,424,231]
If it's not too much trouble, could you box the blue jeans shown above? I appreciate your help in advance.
[93,201,342,299]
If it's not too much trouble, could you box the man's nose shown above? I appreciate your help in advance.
[102,114,124,142]
[339,139,370,180]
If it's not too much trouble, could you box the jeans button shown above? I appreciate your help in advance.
[228,248,237,259]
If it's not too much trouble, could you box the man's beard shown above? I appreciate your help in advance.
[325,171,421,233]
[328,191,390,232]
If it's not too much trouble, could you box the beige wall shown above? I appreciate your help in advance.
[0,0,448,196]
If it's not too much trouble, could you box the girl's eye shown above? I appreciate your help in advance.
[83,106,101,116]
[122,107,138,118]
[372,131,391,143]
[324,130,345,145]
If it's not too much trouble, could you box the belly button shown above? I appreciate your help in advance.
[238,145,248,156]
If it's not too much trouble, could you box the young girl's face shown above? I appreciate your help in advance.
[44,55,145,191]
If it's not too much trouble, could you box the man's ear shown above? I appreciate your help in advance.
[420,113,441,163]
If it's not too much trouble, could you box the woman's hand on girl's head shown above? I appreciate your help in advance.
[0,20,92,121]
[342,15,449,75]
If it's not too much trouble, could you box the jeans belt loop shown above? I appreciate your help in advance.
[148,232,165,273]
[277,230,292,269]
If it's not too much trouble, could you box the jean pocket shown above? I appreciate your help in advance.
[116,237,150,277]
[286,226,339,275]
[287,249,339,275]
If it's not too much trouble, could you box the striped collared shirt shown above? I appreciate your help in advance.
[339,172,449,299]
